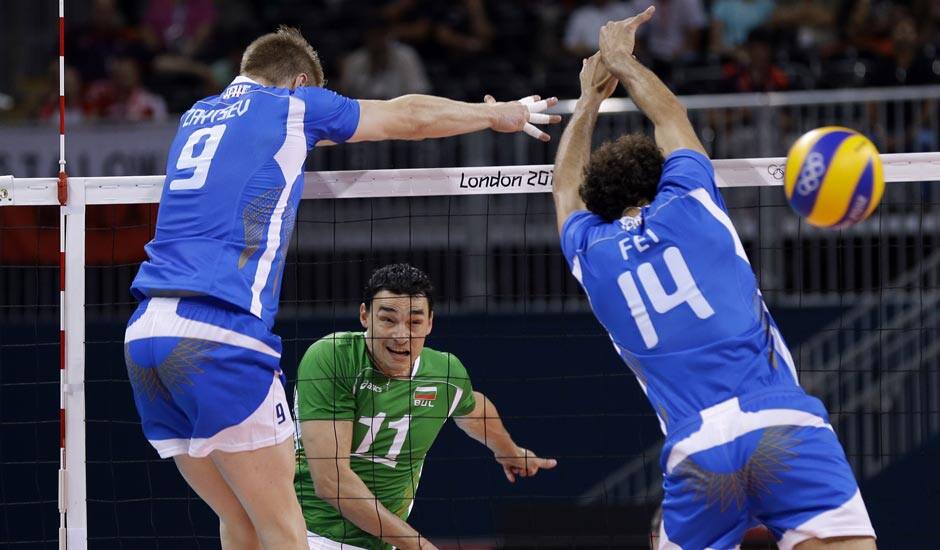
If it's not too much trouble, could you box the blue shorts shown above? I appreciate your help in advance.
[658,394,875,549]
[124,297,293,458]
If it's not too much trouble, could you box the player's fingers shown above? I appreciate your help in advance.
[527,113,553,124]
[483,94,496,104]
[503,465,516,483]
[518,95,540,105]
[537,457,558,470]
[525,97,557,113]
[629,6,655,27]
[522,122,550,142]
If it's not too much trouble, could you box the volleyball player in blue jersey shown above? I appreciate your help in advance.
[552,8,876,549]
[124,27,560,550]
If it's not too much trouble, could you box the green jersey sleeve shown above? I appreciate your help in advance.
[296,335,358,421]
[446,353,477,417]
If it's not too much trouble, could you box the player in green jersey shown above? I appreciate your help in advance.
[294,263,556,550]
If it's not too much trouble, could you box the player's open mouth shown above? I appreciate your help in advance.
[387,347,409,357]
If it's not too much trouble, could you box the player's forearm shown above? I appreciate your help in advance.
[551,102,598,226]
[456,393,517,457]
[607,56,685,128]
[388,94,497,140]
[313,464,426,549]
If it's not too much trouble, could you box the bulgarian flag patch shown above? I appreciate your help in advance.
[414,386,438,401]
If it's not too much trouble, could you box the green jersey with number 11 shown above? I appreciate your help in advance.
[293,332,476,550]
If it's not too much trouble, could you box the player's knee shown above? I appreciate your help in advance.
[252,512,306,549]
[220,516,260,549]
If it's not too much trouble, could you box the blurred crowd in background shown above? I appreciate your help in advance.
[1,0,939,124]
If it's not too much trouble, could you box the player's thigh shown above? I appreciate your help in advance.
[211,438,304,529]
[793,536,877,550]
[750,426,875,549]
[660,464,753,549]
[174,453,257,540]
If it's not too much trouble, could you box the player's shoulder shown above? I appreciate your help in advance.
[301,332,365,369]
[418,347,468,376]
[291,85,352,104]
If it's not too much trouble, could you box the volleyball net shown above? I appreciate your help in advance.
[1,153,940,548]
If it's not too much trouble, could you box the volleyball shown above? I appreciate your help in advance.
[784,126,885,228]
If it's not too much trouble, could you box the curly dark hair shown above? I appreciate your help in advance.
[363,263,434,312]
[580,134,664,222]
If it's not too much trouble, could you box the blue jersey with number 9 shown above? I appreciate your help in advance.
[561,150,803,435]
[131,77,360,328]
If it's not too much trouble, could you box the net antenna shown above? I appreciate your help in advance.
[55,0,90,548]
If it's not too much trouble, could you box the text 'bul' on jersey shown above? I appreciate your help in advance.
[131,76,360,328]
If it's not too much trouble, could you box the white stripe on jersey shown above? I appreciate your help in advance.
[688,188,749,263]
[665,396,832,473]
[125,297,280,358]
[250,95,307,317]
[447,387,465,418]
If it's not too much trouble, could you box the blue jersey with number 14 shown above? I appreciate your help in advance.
[131,77,360,328]
[561,150,805,436]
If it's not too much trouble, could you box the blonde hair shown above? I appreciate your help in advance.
[240,26,324,87]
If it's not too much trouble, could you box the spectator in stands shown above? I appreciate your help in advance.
[770,0,839,61]
[709,0,776,56]
[382,0,435,49]
[432,0,494,58]
[85,55,168,122]
[868,13,937,86]
[69,0,148,84]
[632,0,706,63]
[339,19,431,99]
[629,0,707,83]
[721,28,790,93]
[37,64,89,125]
[141,0,216,58]
[564,0,633,58]
[140,0,218,111]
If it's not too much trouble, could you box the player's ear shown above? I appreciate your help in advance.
[293,73,308,89]
[359,302,369,329]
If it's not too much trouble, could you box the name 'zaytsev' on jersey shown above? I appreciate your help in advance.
[294,332,476,550]
[130,77,360,328]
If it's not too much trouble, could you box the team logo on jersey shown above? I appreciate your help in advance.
[222,84,252,99]
[414,386,437,407]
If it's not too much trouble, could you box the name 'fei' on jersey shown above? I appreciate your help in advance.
[131,77,360,328]
[561,149,808,436]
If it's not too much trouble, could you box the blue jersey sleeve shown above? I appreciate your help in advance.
[658,149,721,205]
[294,87,360,147]
[560,210,607,267]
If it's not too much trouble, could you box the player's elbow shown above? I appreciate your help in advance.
[311,468,342,502]
[652,97,688,127]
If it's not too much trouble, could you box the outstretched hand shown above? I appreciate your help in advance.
[484,94,562,142]
[599,6,655,72]
[579,53,618,105]
[496,447,558,483]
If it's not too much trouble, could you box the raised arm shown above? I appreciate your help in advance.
[599,7,706,156]
[301,420,437,550]
[551,54,618,233]
[454,391,557,483]
[350,94,560,143]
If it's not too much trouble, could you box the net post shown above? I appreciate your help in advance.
[61,176,87,550]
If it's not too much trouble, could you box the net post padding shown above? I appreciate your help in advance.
[62,176,88,550]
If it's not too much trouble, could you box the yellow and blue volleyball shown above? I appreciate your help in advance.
[784,126,884,228]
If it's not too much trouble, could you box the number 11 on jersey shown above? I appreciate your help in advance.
[617,246,715,349]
